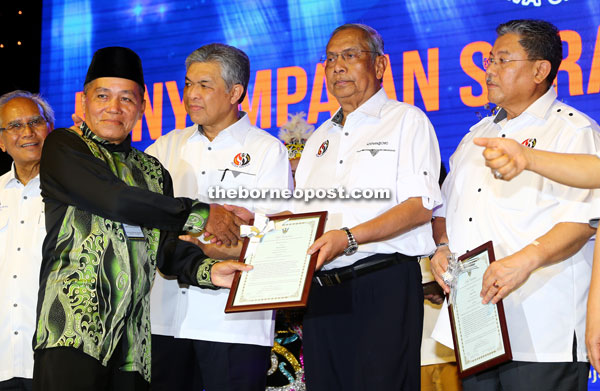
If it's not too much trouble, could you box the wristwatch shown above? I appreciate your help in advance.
[341,227,358,256]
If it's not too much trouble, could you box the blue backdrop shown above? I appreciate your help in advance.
[40,1,600,388]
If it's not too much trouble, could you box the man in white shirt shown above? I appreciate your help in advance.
[295,24,442,390]
[147,43,292,391]
[0,91,53,391]
[430,19,600,390]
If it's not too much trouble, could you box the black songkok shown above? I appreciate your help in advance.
[84,47,145,91]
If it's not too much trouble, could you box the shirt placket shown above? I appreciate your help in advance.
[335,116,355,178]
[200,139,217,200]
[11,186,26,362]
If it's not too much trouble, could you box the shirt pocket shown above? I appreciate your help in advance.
[490,170,543,212]
[350,148,397,190]
[217,167,257,190]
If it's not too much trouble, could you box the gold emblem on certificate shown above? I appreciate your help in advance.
[447,241,512,378]
[225,211,327,313]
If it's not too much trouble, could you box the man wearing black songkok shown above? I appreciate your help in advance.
[31,46,250,391]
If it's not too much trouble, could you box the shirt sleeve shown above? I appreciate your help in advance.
[156,167,217,289]
[395,107,443,210]
[40,128,208,233]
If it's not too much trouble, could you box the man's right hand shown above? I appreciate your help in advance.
[430,245,452,294]
[473,137,532,181]
[204,204,247,247]
[211,260,253,288]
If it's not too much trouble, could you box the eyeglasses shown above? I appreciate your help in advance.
[0,116,48,135]
[483,57,542,70]
[320,48,380,67]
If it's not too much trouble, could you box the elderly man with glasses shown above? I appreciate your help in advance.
[430,19,600,391]
[294,23,442,390]
[0,90,54,391]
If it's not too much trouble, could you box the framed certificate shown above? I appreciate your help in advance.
[447,241,512,378]
[225,211,327,313]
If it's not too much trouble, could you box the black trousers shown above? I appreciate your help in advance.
[0,378,32,391]
[303,257,424,391]
[32,347,148,391]
[462,360,589,390]
[463,331,589,391]
[150,335,271,391]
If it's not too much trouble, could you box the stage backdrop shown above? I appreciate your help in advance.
[40,1,600,387]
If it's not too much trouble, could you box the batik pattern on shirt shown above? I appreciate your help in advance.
[35,125,210,382]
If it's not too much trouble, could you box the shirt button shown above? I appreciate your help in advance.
[569,113,573,116]
[468,217,473,222]
[557,108,561,112]
[201,171,206,175]
[501,134,506,138]
[14,331,18,335]
[17,247,21,251]
[477,188,481,192]
[182,291,186,295]
[13,303,17,307]
[21,220,24,224]
[208,147,212,151]
[345,132,349,136]
[339,160,343,164]
[13,275,17,279]
[23,196,28,200]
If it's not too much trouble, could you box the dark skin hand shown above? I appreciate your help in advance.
[204,203,247,247]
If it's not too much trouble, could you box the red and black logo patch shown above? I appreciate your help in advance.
[521,138,537,148]
[316,140,329,157]
[232,152,251,167]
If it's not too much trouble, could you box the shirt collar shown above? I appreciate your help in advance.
[331,88,388,126]
[2,164,19,189]
[2,163,40,189]
[493,87,556,124]
[80,122,132,153]
[194,112,250,146]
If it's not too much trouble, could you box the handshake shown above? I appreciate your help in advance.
[201,203,254,247]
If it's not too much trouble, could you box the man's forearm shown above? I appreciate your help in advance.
[480,221,594,304]
[432,216,449,245]
[352,197,432,245]
[514,221,594,272]
[528,150,600,189]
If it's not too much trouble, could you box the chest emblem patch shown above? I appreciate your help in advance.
[316,140,329,157]
[521,138,537,148]
[232,152,251,168]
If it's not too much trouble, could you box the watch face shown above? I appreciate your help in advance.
[344,245,358,256]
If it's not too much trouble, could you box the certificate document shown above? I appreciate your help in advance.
[448,241,512,378]
[225,211,327,313]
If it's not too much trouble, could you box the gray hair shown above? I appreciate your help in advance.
[0,90,55,128]
[185,43,250,104]
[496,19,562,88]
[329,23,385,61]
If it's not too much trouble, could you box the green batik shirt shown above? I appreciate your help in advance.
[36,124,219,382]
